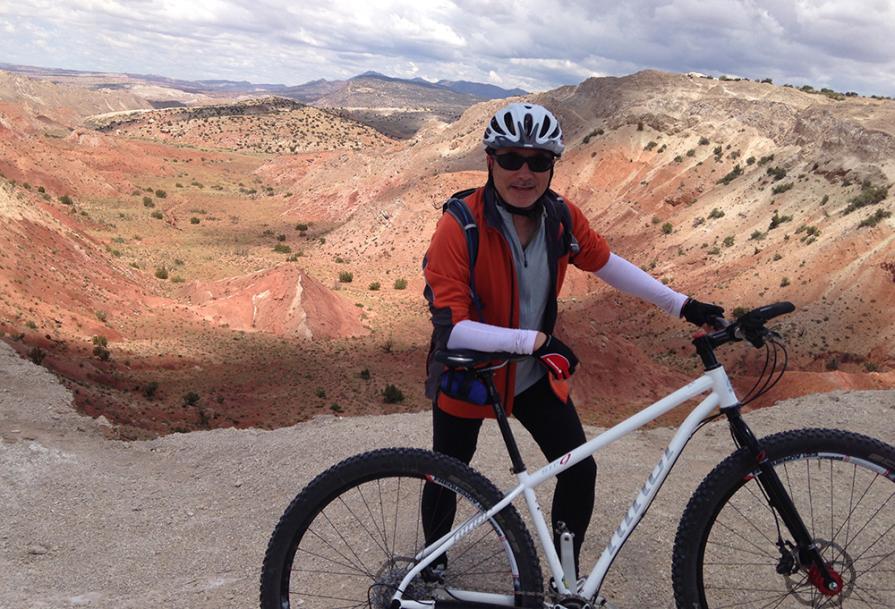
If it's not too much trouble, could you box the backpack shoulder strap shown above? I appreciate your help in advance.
[442,193,484,320]
[547,192,581,260]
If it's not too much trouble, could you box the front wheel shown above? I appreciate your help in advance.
[673,428,895,609]
[260,447,544,609]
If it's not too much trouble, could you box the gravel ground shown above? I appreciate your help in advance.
[1,341,893,609]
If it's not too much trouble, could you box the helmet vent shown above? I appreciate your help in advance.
[490,117,505,135]
[539,116,553,138]
[502,112,516,136]
[523,114,533,137]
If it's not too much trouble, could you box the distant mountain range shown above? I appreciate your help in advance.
[0,63,528,138]
[0,63,525,100]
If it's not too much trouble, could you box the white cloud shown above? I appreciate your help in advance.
[0,0,893,96]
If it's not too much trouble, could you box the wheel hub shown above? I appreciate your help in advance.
[784,539,855,604]
[370,557,417,609]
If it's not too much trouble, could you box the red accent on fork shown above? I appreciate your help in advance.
[808,563,843,597]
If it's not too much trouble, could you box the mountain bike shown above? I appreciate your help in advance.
[260,302,895,609]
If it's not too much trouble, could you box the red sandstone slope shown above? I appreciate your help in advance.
[0,69,892,436]
[257,70,895,417]
[180,265,366,339]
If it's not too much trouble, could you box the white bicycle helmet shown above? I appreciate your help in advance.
[483,103,564,156]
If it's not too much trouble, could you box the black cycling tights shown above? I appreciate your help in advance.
[421,375,596,573]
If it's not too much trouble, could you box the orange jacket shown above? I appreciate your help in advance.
[423,185,611,419]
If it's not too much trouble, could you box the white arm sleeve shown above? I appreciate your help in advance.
[446,320,540,354]
[594,253,688,317]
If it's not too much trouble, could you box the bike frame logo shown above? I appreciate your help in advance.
[606,447,673,555]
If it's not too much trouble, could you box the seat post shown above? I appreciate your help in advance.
[482,372,527,473]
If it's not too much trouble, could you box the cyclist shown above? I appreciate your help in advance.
[421,102,723,577]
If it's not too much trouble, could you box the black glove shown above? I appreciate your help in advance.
[681,298,725,327]
[533,335,579,379]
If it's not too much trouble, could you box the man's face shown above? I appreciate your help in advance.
[488,147,555,208]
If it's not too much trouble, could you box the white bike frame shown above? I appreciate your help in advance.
[394,365,741,607]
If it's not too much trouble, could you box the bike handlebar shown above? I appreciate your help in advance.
[435,302,797,371]
[704,301,795,349]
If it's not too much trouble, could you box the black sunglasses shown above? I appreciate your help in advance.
[490,151,556,172]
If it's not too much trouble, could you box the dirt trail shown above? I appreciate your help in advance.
[1,341,893,609]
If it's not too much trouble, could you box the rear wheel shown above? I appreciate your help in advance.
[260,447,543,609]
[673,428,895,608]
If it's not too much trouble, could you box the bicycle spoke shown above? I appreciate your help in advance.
[338,488,390,559]
[355,483,391,557]
[304,523,375,578]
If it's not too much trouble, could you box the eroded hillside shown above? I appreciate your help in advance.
[0,69,892,438]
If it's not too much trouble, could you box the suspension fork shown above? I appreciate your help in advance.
[724,407,841,595]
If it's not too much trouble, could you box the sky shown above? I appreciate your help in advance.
[1,0,895,97]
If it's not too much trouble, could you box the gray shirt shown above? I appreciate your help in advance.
[496,204,550,395]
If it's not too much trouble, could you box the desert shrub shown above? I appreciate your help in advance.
[95,310,108,322]
[843,182,888,214]
[143,381,159,399]
[155,189,167,198]
[338,271,353,283]
[295,223,309,231]
[171,275,185,283]
[330,403,343,413]
[717,164,743,185]
[698,136,710,145]
[858,209,892,228]
[190,217,200,224]
[723,236,735,247]
[766,166,787,181]
[746,156,756,165]
[768,211,793,230]
[58,195,73,205]
[273,243,292,254]
[732,306,750,318]
[155,266,169,279]
[780,276,790,287]
[582,128,603,144]
[750,230,766,240]
[826,357,839,371]
[712,145,722,156]
[29,347,46,365]
[368,281,381,291]
[315,388,326,398]
[393,278,407,290]
[758,154,775,165]
[661,222,673,234]
[150,210,163,219]
[359,368,371,380]
[686,149,695,157]
[644,141,657,151]
[637,121,644,131]
[707,246,721,255]
[183,392,200,406]
[772,182,794,194]
[383,384,405,404]
[276,234,286,241]
[143,196,154,207]
[674,155,683,163]
[708,208,725,219]
[37,186,45,193]
[93,344,110,361]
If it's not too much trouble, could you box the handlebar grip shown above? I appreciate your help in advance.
[749,302,796,322]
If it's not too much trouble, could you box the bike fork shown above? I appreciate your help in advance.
[724,407,842,597]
